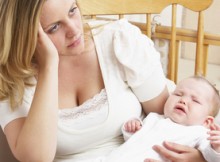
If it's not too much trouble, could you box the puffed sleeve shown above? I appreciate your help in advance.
[113,19,166,102]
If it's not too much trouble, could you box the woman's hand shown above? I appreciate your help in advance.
[144,141,206,162]
[35,24,59,71]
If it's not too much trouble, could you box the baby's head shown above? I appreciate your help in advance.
[164,76,220,127]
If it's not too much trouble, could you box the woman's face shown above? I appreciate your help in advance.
[40,0,84,56]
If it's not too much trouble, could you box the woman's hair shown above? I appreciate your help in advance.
[190,75,220,117]
[0,0,45,110]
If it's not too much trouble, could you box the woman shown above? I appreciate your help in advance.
[0,0,206,161]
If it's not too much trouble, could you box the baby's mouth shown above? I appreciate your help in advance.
[174,104,186,114]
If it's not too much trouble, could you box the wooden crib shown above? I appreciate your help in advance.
[77,0,220,83]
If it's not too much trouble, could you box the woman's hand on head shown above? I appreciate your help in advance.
[145,141,206,162]
[35,23,59,71]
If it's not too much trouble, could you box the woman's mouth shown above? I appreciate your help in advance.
[67,35,82,48]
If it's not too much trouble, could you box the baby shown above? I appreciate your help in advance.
[114,76,220,162]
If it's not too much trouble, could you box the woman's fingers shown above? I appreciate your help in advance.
[152,141,206,162]
[162,141,193,153]
[35,23,59,69]
[152,143,181,161]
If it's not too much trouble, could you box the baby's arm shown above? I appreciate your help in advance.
[208,123,220,153]
[124,119,142,133]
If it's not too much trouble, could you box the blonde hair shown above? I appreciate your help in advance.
[0,0,45,110]
[190,75,220,117]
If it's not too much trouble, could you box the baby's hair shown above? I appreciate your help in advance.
[189,75,220,117]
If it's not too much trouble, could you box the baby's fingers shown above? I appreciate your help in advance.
[208,130,220,138]
[210,123,220,131]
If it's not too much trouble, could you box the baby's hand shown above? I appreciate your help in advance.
[208,123,220,153]
[124,119,142,133]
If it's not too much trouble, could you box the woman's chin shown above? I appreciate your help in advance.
[60,45,85,56]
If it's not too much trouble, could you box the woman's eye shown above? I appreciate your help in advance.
[69,7,77,16]
[48,23,60,33]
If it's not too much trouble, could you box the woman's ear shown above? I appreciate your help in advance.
[203,116,214,129]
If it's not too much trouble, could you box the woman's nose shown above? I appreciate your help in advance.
[66,30,75,38]
[66,20,77,38]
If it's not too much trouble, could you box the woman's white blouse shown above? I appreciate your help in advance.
[0,19,167,161]
[58,89,108,130]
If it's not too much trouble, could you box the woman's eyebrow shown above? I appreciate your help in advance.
[42,1,77,30]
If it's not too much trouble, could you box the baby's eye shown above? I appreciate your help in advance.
[69,7,77,16]
[48,23,60,33]
[173,92,181,96]
[193,99,200,104]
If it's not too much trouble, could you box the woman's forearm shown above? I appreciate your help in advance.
[15,65,58,162]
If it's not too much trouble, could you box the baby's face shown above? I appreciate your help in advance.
[164,78,214,126]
